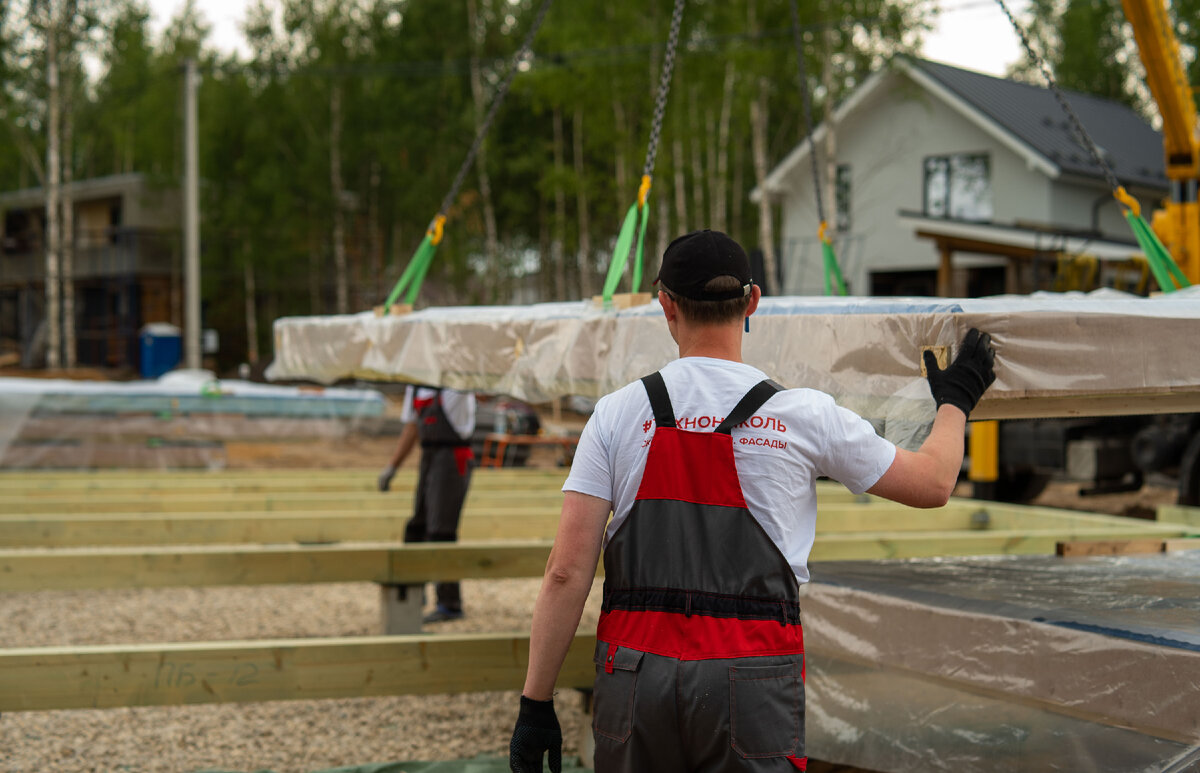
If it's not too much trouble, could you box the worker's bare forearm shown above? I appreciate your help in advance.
[523,562,596,701]
[868,405,966,508]
[521,491,610,701]
[917,404,968,499]
[389,422,419,467]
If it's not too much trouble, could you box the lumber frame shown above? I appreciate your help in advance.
[0,541,557,592]
[0,632,595,712]
[3,515,1188,592]
[0,500,1175,548]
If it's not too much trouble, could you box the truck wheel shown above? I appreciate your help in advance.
[1177,433,1200,506]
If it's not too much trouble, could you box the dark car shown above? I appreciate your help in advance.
[470,395,541,467]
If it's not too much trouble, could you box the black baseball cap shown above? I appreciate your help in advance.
[655,229,754,301]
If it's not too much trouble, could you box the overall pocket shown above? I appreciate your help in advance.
[729,661,804,758]
[592,642,645,742]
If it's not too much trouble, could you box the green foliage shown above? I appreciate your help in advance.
[1007,0,1146,114]
[1,0,934,370]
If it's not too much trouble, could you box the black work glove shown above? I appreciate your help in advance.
[510,695,562,773]
[924,328,996,417]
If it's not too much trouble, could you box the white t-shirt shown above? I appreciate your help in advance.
[401,386,476,440]
[563,357,896,584]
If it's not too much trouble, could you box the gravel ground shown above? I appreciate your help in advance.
[0,578,605,773]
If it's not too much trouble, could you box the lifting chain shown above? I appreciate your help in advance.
[438,0,555,219]
[789,0,829,232]
[640,0,687,182]
[994,0,1123,194]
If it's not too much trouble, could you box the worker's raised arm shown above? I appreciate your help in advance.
[869,329,996,508]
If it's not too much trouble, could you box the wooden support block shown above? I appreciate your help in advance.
[590,292,653,310]
[1163,538,1200,552]
[1055,538,1166,557]
[919,345,949,377]
[372,303,412,317]
[0,632,596,712]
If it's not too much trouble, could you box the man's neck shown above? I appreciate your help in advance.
[675,322,744,362]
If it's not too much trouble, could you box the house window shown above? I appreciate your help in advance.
[835,164,851,231]
[923,153,992,220]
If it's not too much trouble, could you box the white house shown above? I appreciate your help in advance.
[754,58,1168,297]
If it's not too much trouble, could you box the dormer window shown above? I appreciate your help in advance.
[923,153,993,221]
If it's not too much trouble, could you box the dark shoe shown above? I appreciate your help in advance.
[422,605,464,624]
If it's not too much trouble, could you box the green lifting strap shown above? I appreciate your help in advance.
[822,239,848,296]
[602,182,653,300]
[789,0,846,297]
[1126,210,1190,292]
[602,0,685,303]
[379,0,554,311]
[383,229,439,309]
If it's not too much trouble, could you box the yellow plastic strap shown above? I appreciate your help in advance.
[1114,186,1141,218]
[817,221,830,245]
[637,175,652,208]
[427,214,447,246]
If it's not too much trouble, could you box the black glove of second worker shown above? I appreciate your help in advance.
[924,328,996,417]
[510,695,562,773]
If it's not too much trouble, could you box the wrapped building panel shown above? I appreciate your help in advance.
[266,289,1200,424]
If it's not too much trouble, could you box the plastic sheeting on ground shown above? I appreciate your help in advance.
[0,369,386,470]
[803,550,1200,772]
[196,755,589,773]
[265,289,1200,443]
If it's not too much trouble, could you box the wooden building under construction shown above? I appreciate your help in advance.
[0,173,180,371]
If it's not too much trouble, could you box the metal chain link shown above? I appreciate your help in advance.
[789,0,828,226]
[994,0,1123,193]
[641,0,687,180]
[439,0,555,218]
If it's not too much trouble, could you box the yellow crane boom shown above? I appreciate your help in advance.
[1120,0,1200,281]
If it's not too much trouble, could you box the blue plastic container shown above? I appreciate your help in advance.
[139,323,182,379]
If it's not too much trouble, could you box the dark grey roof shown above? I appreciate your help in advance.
[911,59,1167,192]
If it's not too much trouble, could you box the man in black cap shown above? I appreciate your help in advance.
[509,230,996,772]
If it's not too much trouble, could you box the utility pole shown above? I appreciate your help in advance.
[45,0,62,369]
[183,58,201,370]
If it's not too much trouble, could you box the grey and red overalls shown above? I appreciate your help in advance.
[592,372,807,772]
[403,388,474,614]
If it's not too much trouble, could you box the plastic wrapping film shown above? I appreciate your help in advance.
[802,551,1200,772]
[266,288,1200,445]
[0,370,386,470]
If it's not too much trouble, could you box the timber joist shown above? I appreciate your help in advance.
[0,632,597,713]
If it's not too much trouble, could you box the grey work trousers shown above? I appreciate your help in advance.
[403,447,472,611]
[591,639,806,772]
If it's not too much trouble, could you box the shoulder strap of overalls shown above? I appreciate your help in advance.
[640,372,676,428]
[642,372,783,433]
[715,379,784,435]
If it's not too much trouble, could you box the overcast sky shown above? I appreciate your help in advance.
[144,0,1029,77]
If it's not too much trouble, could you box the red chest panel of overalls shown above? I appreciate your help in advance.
[597,374,804,661]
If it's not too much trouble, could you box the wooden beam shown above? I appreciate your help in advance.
[6,514,1188,592]
[973,388,1200,421]
[1157,504,1200,528]
[0,489,570,515]
[0,632,596,712]
[0,468,571,494]
[0,541,557,592]
[811,524,1187,561]
[1055,538,1168,557]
